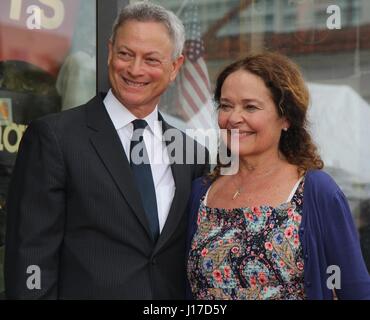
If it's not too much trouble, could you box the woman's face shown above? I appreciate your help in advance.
[218,69,289,158]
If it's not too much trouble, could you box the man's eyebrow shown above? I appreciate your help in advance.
[116,45,163,56]
[116,45,132,52]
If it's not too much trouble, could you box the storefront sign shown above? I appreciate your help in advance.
[0,0,80,75]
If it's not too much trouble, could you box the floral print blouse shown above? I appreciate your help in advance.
[187,178,306,300]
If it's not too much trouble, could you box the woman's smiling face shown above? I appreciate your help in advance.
[218,69,289,158]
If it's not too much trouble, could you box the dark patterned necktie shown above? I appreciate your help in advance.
[130,119,159,241]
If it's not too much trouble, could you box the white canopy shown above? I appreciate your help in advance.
[307,83,370,183]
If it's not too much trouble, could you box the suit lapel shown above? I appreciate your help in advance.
[86,95,153,239]
[155,115,190,252]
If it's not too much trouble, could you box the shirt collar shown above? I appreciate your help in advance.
[103,89,163,140]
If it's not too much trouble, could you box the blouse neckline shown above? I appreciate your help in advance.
[202,176,304,212]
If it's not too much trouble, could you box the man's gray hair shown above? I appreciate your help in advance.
[110,1,185,60]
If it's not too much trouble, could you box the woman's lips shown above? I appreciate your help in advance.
[230,130,255,138]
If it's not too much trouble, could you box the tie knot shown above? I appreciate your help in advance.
[132,119,148,130]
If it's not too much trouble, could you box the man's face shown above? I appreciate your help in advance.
[108,20,184,118]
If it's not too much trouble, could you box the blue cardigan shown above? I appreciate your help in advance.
[186,170,370,300]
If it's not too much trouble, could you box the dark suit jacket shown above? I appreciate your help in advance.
[4,94,208,299]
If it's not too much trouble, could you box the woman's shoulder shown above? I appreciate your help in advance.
[188,176,212,224]
[305,169,341,195]
[191,176,212,193]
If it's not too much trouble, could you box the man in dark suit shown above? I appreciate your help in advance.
[4,2,208,299]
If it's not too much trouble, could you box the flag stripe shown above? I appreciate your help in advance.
[185,61,211,97]
[183,67,207,104]
[193,60,211,92]
[180,81,211,125]
[179,80,198,113]
[174,0,215,129]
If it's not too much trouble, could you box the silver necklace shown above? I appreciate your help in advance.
[231,175,244,200]
[232,188,242,200]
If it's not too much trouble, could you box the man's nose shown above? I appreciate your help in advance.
[127,57,145,76]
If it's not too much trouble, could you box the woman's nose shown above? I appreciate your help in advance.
[228,108,244,125]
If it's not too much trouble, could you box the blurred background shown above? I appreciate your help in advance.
[0,0,369,298]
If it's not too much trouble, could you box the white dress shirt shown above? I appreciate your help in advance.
[103,90,175,233]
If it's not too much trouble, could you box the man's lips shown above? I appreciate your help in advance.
[122,77,149,87]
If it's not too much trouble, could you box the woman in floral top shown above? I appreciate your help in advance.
[186,52,370,300]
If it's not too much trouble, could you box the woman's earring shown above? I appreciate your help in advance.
[283,127,288,132]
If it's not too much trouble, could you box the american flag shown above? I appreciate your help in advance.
[174,0,216,129]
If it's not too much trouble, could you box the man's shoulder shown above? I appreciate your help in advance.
[31,95,102,132]
[37,104,85,124]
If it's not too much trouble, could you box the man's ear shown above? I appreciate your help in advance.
[170,54,185,82]
[108,40,113,66]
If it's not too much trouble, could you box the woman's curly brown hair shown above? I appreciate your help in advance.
[210,52,323,180]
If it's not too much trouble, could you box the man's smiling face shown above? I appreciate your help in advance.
[108,20,184,118]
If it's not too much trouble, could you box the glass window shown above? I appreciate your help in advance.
[0,0,96,297]
[153,0,370,272]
